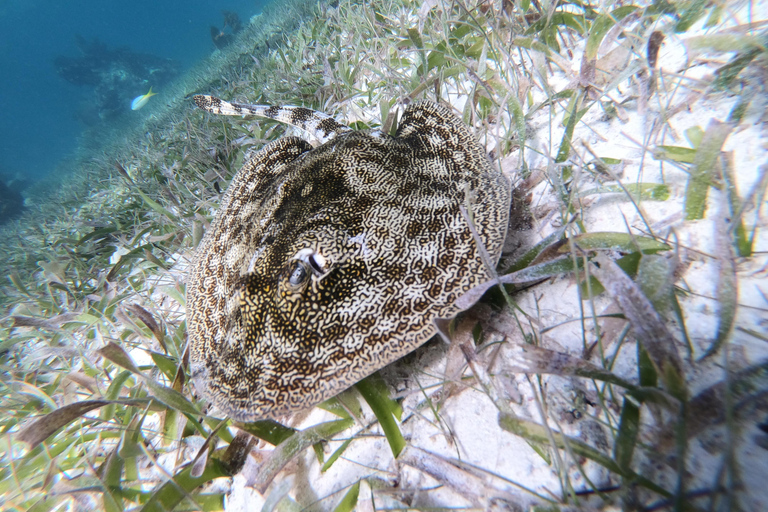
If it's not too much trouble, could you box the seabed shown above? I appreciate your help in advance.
[1,0,767,511]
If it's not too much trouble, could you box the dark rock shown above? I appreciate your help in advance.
[53,36,179,123]
[211,26,235,50]
[0,179,25,224]
[222,10,243,33]
[210,11,243,50]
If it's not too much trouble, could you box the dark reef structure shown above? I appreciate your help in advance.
[54,35,179,124]
[222,10,243,33]
[211,10,243,50]
[210,27,235,50]
[0,175,26,225]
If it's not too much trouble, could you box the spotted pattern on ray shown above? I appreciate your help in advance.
[187,95,511,421]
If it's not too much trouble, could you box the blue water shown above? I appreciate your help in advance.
[0,0,263,187]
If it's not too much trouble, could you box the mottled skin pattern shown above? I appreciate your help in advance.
[188,95,511,421]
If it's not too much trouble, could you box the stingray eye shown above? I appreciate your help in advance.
[292,247,330,279]
[288,261,309,286]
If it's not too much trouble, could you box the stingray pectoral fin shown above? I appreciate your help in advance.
[396,101,488,162]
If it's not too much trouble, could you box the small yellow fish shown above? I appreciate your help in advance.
[131,87,157,110]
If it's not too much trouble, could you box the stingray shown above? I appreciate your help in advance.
[187,95,511,421]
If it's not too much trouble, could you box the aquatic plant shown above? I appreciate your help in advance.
[1,0,766,510]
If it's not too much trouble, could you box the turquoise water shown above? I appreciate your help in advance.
[0,0,263,190]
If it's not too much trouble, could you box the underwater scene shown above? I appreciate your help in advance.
[1,0,767,510]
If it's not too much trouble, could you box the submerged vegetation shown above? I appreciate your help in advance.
[1,0,767,510]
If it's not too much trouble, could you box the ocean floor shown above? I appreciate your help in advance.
[2,0,767,511]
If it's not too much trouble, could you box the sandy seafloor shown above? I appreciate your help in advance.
[208,2,768,510]
[134,2,768,511]
[4,0,767,510]
[220,2,768,511]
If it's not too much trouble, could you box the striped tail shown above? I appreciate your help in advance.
[194,95,351,144]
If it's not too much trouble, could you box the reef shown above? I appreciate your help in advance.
[53,35,179,124]
[210,10,243,50]
[0,175,25,225]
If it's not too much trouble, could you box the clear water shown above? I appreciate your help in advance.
[0,0,263,188]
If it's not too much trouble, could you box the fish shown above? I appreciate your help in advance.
[187,95,511,421]
[131,87,157,110]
